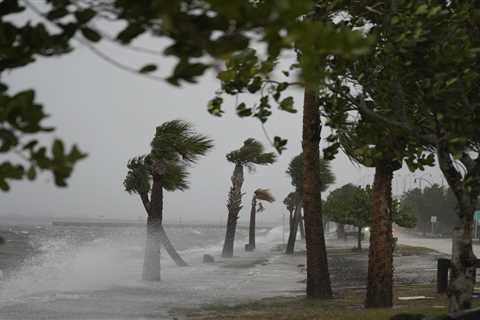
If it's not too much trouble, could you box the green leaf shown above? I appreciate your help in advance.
[277,82,289,92]
[279,96,296,113]
[247,77,263,93]
[207,97,224,117]
[0,129,18,152]
[139,64,158,74]
[117,24,145,44]
[74,8,96,24]
[69,145,87,161]
[415,4,429,15]
[26,166,36,180]
[0,179,9,191]
[47,7,69,20]
[81,27,101,42]
[217,70,235,82]
[52,139,65,159]
[273,136,288,154]
[236,102,252,117]
[445,78,457,87]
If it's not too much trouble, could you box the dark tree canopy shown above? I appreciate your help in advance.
[286,153,335,195]
[399,184,465,235]
[324,183,416,230]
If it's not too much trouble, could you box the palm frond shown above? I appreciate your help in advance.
[123,156,151,195]
[283,192,296,212]
[148,120,213,192]
[161,161,190,192]
[254,188,275,203]
[286,153,335,194]
[226,138,276,167]
[151,119,214,164]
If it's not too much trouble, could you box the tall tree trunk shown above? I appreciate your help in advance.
[140,191,188,267]
[299,215,305,240]
[302,88,332,298]
[366,161,395,308]
[142,173,163,281]
[246,195,257,251]
[437,144,477,312]
[286,199,302,254]
[222,164,244,258]
[337,224,346,240]
[158,225,188,266]
[143,216,161,281]
[357,226,362,250]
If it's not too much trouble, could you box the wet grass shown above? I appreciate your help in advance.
[174,285,480,320]
[394,245,441,256]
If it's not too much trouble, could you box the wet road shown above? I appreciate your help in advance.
[397,232,480,256]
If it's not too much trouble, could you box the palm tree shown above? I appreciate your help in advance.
[285,153,334,255]
[124,120,213,281]
[221,138,276,258]
[283,192,296,241]
[245,188,275,251]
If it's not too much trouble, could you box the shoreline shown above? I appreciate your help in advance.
[171,241,447,320]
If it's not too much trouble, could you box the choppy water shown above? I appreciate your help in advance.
[0,223,294,320]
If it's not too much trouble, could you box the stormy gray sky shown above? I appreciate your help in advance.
[2,26,446,224]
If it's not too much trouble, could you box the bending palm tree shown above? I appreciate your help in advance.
[285,153,334,255]
[222,138,276,258]
[283,192,296,241]
[124,120,213,281]
[246,188,275,251]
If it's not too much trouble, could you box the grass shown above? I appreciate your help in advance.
[394,245,440,257]
[173,285,478,320]
[172,244,449,319]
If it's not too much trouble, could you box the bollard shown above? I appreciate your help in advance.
[437,258,450,293]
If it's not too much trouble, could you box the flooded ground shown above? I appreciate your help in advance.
[0,224,455,320]
[0,224,304,320]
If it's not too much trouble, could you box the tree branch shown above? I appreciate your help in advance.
[22,0,164,83]
[327,84,437,146]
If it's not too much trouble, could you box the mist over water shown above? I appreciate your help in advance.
[0,224,295,320]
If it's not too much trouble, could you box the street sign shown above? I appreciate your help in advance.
[431,216,437,223]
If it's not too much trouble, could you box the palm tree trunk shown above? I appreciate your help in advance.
[286,200,301,254]
[357,226,362,250]
[142,174,163,281]
[222,164,244,258]
[246,195,257,251]
[302,88,332,298]
[299,215,305,240]
[366,161,395,308]
[140,191,188,267]
[158,225,188,266]
[337,224,346,240]
[143,216,161,281]
[437,143,477,312]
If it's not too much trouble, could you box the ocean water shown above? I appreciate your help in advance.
[0,223,296,320]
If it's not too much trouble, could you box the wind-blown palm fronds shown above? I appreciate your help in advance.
[124,156,151,195]
[226,138,276,171]
[283,192,296,213]
[150,120,213,191]
[255,188,275,203]
[151,120,213,164]
[286,153,335,194]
